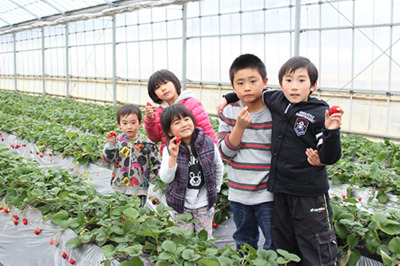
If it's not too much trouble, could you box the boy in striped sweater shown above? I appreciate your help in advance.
[218,54,274,251]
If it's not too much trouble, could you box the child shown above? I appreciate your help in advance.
[159,103,223,239]
[144,69,217,154]
[222,56,343,265]
[217,54,274,251]
[102,104,161,207]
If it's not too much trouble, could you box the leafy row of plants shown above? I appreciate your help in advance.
[330,134,400,197]
[0,110,105,165]
[0,91,118,135]
[0,145,300,265]
[327,134,400,265]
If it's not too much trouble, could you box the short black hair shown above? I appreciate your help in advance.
[229,54,267,85]
[278,56,318,88]
[117,104,142,124]
[147,69,181,104]
[160,103,196,139]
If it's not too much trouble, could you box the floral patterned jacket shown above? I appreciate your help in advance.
[102,134,161,196]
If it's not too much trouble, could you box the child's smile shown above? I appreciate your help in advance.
[169,115,195,145]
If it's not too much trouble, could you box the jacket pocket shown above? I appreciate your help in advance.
[316,229,338,266]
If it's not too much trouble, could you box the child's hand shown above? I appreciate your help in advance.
[306,148,325,166]
[145,102,155,119]
[168,137,181,158]
[236,106,252,129]
[325,105,344,130]
[216,97,228,114]
[105,131,117,142]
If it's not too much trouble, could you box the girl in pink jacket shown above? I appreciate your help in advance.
[144,69,217,154]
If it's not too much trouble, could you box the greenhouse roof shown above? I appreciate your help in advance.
[0,0,194,33]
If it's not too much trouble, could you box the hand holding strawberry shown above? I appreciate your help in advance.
[145,102,155,120]
[167,137,181,162]
[325,105,343,130]
[105,131,117,142]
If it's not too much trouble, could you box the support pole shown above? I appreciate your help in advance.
[41,28,46,95]
[65,24,70,99]
[182,4,187,90]
[294,0,301,56]
[13,33,17,92]
[112,15,117,106]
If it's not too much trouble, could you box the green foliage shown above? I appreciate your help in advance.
[0,145,301,265]
[2,91,400,265]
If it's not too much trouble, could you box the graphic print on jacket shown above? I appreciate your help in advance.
[102,134,161,196]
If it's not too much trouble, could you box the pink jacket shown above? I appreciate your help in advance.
[144,91,217,154]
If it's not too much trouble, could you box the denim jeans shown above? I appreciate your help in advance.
[230,201,274,250]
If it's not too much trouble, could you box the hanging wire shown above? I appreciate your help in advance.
[322,0,400,101]
[326,0,400,67]
[325,37,400,101]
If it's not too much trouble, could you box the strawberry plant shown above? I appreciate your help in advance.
[1,91,400,265]
[0,145,300,265]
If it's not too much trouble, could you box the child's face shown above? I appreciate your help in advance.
[280,67,317,104]
[232,68,267,106]
[169,115,195,145]
[154,81,179,105]
[117,113,142,139]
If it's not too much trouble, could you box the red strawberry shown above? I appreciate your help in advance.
[36,151,39,155]
[328,106,339,115]
[49,239,54,245]
[11,144,14,148]
[40,154,43,158]
[69,258,75,264]
[54,241,59,246]
[22,144,26,147]
[174,137,182,144]
[341,194,346,199]
[62,252,68,259]
[146,102,152,107]
[14,220,18,225]
[49,153,52,156]
[34,228,41,235]
[12,214,18,220]
[212,222,217,229]
[110,131,117,136]
[4,207,9,213]
[1,138,3,141]
[22,218,28,225]
[358,197,362,202]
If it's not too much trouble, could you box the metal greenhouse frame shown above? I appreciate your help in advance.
[0,0,399,140]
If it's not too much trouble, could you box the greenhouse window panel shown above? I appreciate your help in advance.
[0,0,38,25]
[0,0,117,29]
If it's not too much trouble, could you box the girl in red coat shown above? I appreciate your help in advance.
[144,69,217,155]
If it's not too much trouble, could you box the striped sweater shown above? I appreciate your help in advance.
[218,101,274,205]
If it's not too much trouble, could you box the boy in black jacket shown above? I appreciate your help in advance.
[221,56,343,265]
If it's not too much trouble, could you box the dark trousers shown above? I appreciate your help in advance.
[272,193,337,266]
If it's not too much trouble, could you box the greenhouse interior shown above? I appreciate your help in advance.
[0,0,399,265]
